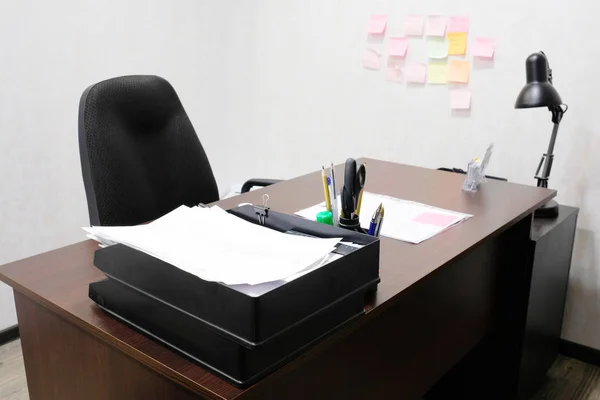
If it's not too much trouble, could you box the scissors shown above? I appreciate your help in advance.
[342,159,367,217]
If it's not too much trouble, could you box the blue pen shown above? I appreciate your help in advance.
[368,203,382,236]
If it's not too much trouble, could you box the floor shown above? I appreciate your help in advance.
[0,340,28,400]
[0,340,599,399]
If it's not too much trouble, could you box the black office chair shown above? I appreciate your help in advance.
[79,75,278,226]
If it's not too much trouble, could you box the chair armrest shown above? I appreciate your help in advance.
[241,178,282,193]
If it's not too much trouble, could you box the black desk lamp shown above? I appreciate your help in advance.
[515,52,568,218]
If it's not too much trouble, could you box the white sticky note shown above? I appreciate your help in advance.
[428,38,448,59]
[363,48,382,70]
[450,90,472,110]
[426,16,447,37]
[404,15,424,36]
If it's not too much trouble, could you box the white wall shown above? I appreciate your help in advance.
[208,1,600,349]
[1,0,599,351]
[0,0,228,329]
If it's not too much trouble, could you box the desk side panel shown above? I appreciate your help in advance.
[14,292,208,400]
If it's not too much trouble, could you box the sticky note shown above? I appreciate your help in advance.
[447,32,467,55]
[448,16,469,33]
[388,37,408,57]
[428,38,448,59]
[448,60,470,83]
[413,212,458,227]
[404,15,424,36]
[404,63,427,83]
[368,15,388,35]
[363,48,381,70]
[450,90,472,110]
[427,62,448,84]
[426,16,447,37]
[385,67,403,83]
[472,38,495,58]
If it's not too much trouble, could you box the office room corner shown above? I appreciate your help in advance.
[0,0,597,399]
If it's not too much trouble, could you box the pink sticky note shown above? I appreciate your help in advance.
[404,15,424,36]
[388,37,408,57]
[472,38,495,58]
[413,212,458,227]
[404,63,427,83]
[385,67,403,83]
[426,16,447,37]
[448,16,469,33]
[363,48,381,70]
[450,90,472,110]
[368,15,388,35]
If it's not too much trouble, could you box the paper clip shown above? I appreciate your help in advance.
[254,194,270,225]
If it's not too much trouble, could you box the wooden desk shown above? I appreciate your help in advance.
[0,159,554,400]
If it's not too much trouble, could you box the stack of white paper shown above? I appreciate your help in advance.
[296,192,472,244]
[84,206,342,286]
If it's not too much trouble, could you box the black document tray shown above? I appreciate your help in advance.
[92,205,380,345]
[90,277,366,387]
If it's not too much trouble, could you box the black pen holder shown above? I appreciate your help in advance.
[339,215,367,234]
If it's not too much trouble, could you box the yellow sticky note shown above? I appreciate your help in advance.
[427,62,448,84]
[448,60,470,83]
[447,32,467,55]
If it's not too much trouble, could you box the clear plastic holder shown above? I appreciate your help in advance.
[462,143,494,192]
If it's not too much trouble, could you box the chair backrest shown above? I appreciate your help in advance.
[79,75,219,226]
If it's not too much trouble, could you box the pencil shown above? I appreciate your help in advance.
[322,166,332,212]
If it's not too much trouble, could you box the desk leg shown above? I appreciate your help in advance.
[14,292,202,400]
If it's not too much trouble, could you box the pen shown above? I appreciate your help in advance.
[322,166,332,212]
[375,205,385,237]
[330,163,339,225]
[368,203,382,236]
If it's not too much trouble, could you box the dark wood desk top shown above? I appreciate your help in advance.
[0,159,554,399]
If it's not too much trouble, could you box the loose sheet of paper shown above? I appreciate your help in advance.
[85,206,342,286]
[404,15,424,36]
[368,15,388,35]
[427,62,448,84]
[388,37,408,57]
[472,37,495,58]
[363,48,382,70]
[447,32,468,56]
[448,16,469,33]
[448,60,470,83]
[296,192,472,244]
[450,90,472,110]
[404,63,427,83]
[428,38,448,59]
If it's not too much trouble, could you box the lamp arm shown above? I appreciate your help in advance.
[536,105,567,188]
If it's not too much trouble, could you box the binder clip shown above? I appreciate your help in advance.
[254,194,270,225]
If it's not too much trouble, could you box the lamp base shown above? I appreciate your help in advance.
[534,199,559,219]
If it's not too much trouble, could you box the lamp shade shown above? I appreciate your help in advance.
[515,52,562,108]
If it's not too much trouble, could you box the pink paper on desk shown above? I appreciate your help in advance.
[426,16,447,37]
[447,16,469,33]
[450,90,471,110]
[368,15,388,35]
[363,48,382,70]
[388,37,408,57]
[413,212,458,227]
[404,63,427,83]
[472,38,496,58]
[404,15,424,36]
